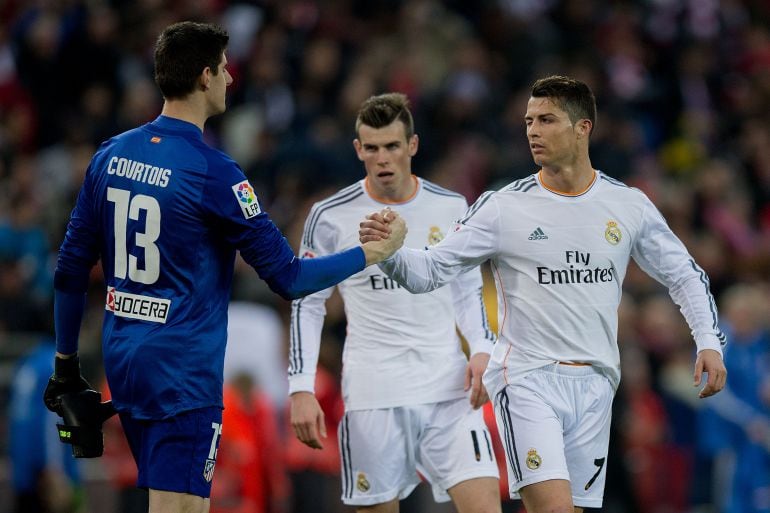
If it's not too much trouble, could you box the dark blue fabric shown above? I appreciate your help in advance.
[119,406,223,496]
[56,115,365,419]
[53,287,87,355]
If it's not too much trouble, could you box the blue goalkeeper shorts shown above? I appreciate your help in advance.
[119,406,223,497]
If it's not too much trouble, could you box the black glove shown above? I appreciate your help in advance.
[43,355,92,415]
[57,389,117,458]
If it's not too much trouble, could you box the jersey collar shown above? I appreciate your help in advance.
[150,115,203,138]
[364,175,420,205]
[536,169,598,197]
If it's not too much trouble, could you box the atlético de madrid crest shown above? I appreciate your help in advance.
[203,458,216,482]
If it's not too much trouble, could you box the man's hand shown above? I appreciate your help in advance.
[290,391,326,450]
[359,209,394,243]
[465,352,491,409]
[43,354,92,415]
[694,349,727,398]
[361,210,407,265]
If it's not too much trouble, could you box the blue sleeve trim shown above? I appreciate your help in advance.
[54,288,87,355]
[266,247,366,300]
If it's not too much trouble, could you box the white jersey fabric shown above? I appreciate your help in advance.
[288,177,496,411]
[339,398,498,505]
[379,171,726,391]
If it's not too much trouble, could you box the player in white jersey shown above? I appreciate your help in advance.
[288,93,501,513]
[360,76,728,513]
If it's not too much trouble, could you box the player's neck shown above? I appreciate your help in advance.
[161,99,207,132]
[365,175,418,204]
[538,163,596,195]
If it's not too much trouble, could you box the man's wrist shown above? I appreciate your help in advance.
[54,354,81,378]
[362,244,379,266]
[695,334,723,357]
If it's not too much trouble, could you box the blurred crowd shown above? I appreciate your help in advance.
[1,0,769,512]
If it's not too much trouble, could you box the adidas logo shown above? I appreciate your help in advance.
[528,227,548,240]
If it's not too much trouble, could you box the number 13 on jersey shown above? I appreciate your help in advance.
[107,187,162,285]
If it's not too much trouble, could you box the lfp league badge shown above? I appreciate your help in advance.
[232,180,261,219]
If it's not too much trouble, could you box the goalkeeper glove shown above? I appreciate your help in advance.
[57,389,117,458]
[43,355,92,415]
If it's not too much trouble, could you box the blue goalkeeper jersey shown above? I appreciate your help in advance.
[56,115,364,419]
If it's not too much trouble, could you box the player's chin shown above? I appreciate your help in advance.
[211,100,227,116]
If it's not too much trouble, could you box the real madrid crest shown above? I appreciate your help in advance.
[604,221,621,246]
[356,472,370,492]
[428,226,444,246]
[526,448,542,470]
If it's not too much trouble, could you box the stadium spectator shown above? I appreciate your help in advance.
[9,337,82,513]
[698,283,770,513]
[211,373,289,513]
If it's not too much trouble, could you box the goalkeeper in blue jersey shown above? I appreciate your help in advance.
[42,21,404,513]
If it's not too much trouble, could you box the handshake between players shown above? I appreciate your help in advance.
[360,207,407,245]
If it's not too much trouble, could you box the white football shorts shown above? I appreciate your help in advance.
[337,397,499,506]
[492,363,614,509]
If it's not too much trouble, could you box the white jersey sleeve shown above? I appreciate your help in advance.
[379,191,500,294]
[449,269,496,355]
[631,197,726,355]
[287,203,337,394]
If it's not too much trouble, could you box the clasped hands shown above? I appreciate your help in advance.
[359,208,407,264]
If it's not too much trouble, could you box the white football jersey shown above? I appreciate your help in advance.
[288,177,496,410]
[380,171,726,391]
